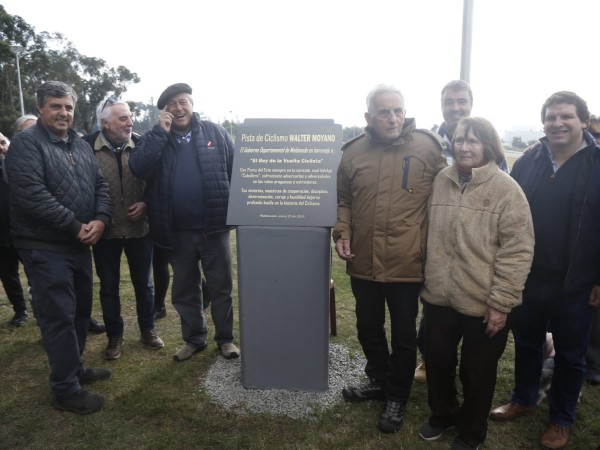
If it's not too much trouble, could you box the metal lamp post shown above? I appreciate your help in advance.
[10,45,26,116]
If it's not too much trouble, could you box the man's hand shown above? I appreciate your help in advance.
[77,220,106,246]
[158,108,173,132]
[127,201,147,222]
[589,285,600,308]
[483,307,507,338]
[335,238,355,261]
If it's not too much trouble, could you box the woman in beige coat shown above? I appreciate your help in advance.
[417,117,534,450]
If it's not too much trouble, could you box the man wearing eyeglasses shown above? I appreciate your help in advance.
[333,83,446,433]
[5,81,112,415]
[129,83,239,362]
[84,98,164,361]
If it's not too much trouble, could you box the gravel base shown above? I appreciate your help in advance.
[202,344,366,419]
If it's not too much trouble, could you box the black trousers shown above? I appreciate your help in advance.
[0,244,27,313]
[424,302,511,447]
[350,278,420,403]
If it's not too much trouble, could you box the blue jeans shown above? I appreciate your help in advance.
[18,247,92,399]
[511,277,594,426]
[92,236,154,337]
[350,278,420,404]
[170,230,234,347]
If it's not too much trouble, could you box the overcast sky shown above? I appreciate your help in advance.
[3,0,599,134]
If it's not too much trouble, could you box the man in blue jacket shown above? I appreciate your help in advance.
[129,83,239,361]
[490,91,600,450]
[6,81,112,415]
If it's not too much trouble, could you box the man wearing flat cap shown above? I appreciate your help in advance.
[129,83,239,361]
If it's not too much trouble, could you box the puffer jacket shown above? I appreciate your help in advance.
[333,118,447,282]
[421,162,534,316]
[5,122,111,252]
[85,131,148,239]
[129,113,234,249]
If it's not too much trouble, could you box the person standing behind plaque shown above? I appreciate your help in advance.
[129,83,239,361]
[333,83,446,433]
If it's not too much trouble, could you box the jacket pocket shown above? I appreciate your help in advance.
[401,156,427,193]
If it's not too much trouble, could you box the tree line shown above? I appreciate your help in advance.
[1,6,365,141]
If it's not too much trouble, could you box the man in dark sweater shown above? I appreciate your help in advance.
[129,83,239,362]
[490,91,600,450]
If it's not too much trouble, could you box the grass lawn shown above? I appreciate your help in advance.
[0,235,598,449]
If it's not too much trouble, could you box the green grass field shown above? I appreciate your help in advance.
[0,237,598,449]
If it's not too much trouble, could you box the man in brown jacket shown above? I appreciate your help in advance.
[87,98,164,360]
[333,83,446,433]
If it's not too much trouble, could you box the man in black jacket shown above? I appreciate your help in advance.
[6,81,112,415]
[129,83,239,362]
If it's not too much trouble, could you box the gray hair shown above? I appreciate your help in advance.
[366,83,404,115]
[96,97,130,128]
[13,114,37,135]
[36,81,78,108]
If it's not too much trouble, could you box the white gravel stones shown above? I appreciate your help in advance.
[202,344,366,419]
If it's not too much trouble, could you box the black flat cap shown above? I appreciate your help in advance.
[157,83,192,109]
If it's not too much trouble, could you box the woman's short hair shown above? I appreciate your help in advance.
[453,116,505,165]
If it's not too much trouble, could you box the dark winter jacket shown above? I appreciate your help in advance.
[510,131,600,293]
[0,156,11,246]
[128,113,234,249]
[5,122,111,252]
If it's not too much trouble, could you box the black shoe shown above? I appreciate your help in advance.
[79,368,111,385]
[9,310,28,327]
[52,389,105,415]
[153,307,167,320]
[342,378,385,402]
[88,318,106,334]
[419,420,454,441]
[377,400,405,433]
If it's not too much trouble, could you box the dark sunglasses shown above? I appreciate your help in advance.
[101,96,118,112]
[591,132,600,139]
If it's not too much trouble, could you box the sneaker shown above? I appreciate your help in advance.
[451,437,481,450]
[141,330,165,349]
[153,307,167,320]
[219,342,240,359]
[104,336,123,360]
[79,367,111,385]
[342,378,385,402]
[173,342,207,362]
[377,400,405,433]
[9,310,28,327]
[88,318,106,334]
[52,389,105,415]
[414,361,427,383]
[419,421,454,441]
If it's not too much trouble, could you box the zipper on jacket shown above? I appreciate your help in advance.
[68,151,76,166]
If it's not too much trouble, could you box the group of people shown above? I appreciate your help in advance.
[334,82,600,450]
[1,78,599,448]
[2,80,239,416]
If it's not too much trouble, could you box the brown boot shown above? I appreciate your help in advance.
[489,402,535,421]
[541,423,570,449]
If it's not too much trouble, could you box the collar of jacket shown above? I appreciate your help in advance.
[446,160,499,187]
[93,131,135,152]
[535,130,600,161]
[365,117,416,147]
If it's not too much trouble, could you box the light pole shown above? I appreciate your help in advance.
[10,45,26,116]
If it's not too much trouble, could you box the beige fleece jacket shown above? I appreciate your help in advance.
[421,162,534,316]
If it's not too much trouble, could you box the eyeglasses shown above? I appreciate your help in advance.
[592,132,600,139]
[101,96,118,112]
